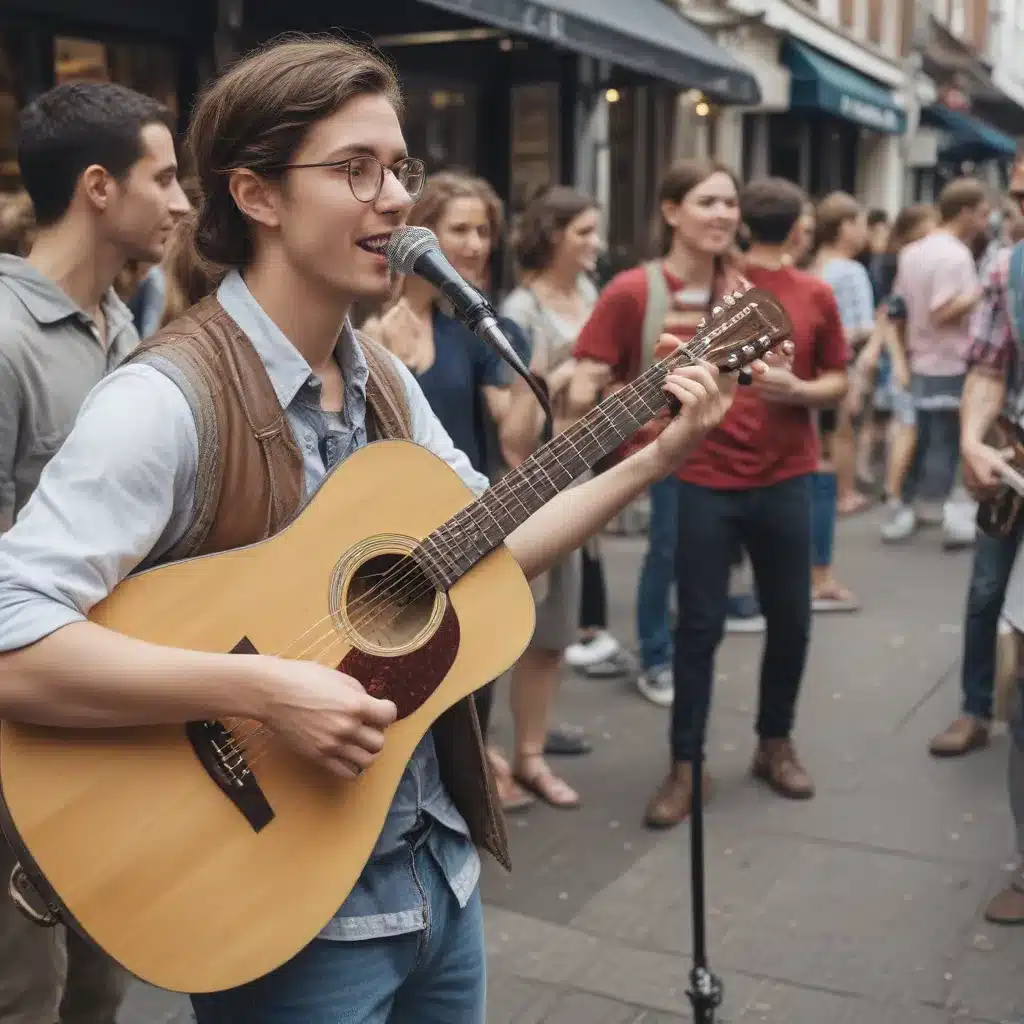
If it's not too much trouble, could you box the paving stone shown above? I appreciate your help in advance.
[735,979,953,1023]
[710,840,988,1005]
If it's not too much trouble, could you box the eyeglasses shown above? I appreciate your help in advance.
[279,154,426,204]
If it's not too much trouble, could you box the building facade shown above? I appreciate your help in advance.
[677,0,1022,212]
[0,0,760,272]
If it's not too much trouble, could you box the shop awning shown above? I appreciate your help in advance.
[920,104,1017,164]
[414,0,761,104]
[781,38,905,134]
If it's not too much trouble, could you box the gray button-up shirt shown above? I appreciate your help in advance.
[0,270,489,941]
[0,254,138,528]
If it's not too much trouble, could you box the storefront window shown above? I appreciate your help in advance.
[0,35,20,194]
[510,83,559,213]
[54,37,178,116]
[402,77,478,176]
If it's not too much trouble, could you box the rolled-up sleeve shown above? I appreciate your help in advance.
[0,365,198,652]
[390,354,490,497]
[967,248,1014,377]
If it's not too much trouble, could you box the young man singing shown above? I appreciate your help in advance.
[0,38,774,1024]
[0,81,189,1024]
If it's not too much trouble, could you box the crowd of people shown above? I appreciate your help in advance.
[0,30,1022,1024]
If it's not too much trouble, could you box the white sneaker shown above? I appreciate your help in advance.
[565,631,621,668]
[942,499,976,549]
[636,665,674,707]
[881,501,916,542]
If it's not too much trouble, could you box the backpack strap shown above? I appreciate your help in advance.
[641,260,671,371]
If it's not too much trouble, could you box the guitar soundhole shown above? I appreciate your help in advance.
[339,551,443,656]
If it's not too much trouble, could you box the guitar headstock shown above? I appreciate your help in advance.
[686,287,793,372]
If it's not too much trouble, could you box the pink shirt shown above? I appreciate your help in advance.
[894,230,979,377]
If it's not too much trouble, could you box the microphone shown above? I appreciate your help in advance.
[385,226,534,384]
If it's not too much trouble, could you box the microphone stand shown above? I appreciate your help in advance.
[687,754,722,1023]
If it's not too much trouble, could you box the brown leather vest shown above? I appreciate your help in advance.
[125,295,510,870]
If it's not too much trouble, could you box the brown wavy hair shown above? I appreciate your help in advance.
[408,170,504,241]
[655,157,738,256]
[512,185,596,273]
[186,34,401,274]
[159,213,217,327]
[886,203,935,254]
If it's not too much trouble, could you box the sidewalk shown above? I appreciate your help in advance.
[120,509,1024,1023]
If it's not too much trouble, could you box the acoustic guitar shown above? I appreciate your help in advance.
[976,415,1024,538]
[0,288,790,994]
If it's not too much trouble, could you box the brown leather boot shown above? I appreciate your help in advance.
[644,762,710,829]
[928,715,989,758]
[983,881,1024,925]
[751,738,815,799]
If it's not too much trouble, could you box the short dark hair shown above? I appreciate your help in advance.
[740,177,806,245]
[17,82,175,227]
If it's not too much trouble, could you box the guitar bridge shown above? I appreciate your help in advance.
[185,637,275,833]
[186,720,275,833]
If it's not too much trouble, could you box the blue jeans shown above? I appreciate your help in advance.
[961,525,1024,720]
[190,843,485,1024]
[809,471,837,569]
[637,476,681,671]
[902,408,961,504]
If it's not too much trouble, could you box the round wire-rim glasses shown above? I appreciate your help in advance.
[280,154,426,204]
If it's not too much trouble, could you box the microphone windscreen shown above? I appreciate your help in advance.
[385,226,439,276]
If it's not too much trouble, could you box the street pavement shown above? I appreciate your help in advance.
[119,507,1024,1023]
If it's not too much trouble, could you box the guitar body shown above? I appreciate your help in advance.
[977,415,1024,538]
[0,440,536,994]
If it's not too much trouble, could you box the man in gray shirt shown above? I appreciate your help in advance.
[0,80,189,1022]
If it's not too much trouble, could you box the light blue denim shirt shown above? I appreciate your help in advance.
[0,270,488,941]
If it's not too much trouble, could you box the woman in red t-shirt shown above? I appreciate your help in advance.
[570,159,746,720]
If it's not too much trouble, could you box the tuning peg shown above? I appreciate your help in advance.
[723,294,735,307]
[732,289,745,300]
[712,305,723,316]
[697,317,706,330]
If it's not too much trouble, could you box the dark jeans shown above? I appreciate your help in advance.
[961,524,1024,720]
[579,544,607,631]
[671,475,812,762]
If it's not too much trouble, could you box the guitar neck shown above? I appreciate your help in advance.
[415,345,696,590]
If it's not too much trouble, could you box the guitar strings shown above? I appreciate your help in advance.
[230,327,755,760]
[232,326,763,760]
[229,317,771,762]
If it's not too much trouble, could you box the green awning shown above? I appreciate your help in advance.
[921,104,1017,164]
[781,38,906,134]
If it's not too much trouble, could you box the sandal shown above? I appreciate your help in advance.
[837,493,871,517]
[543,725,592,757]
[487,747,535,812]
[812,580,860,613]
[513,753,580,809]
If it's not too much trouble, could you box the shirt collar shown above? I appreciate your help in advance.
[216,269,368,410]
[0,253,134,338]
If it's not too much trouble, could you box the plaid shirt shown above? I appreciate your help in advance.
[967,245,1015,379]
